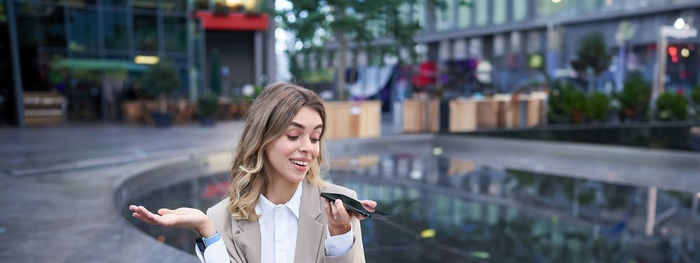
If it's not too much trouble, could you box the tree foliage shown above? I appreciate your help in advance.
[571,32,610,76]
[277,0,425,68]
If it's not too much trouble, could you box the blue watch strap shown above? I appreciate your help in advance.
[202,232,221,247]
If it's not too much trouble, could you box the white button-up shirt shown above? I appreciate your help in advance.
[196,182,354,263]
[255,182,353,263]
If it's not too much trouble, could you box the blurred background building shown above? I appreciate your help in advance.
[299,0,700,101]
[0,0,275,126]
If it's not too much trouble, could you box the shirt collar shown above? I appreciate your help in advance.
[255,182,303,224]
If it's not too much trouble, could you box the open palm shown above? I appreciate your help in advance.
[129,205,215,237]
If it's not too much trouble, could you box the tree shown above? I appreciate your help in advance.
[277,0,425,100]
[571,32,610,92]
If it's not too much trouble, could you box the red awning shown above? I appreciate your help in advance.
[194,12,269,31]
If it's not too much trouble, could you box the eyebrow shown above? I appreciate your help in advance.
[290,122,323,130]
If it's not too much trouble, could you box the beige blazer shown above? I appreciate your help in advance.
[206,179,366,263]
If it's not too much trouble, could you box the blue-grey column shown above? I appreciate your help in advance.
[187,0,197,101]
[199,21,207,93]
[254,31,263,86]
[265,1,276,84]
[157,0,164,57]
[8,0,25,128]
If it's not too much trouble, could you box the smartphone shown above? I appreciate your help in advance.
[320,192,390,219]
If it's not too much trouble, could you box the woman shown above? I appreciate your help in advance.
[130,82,376,263]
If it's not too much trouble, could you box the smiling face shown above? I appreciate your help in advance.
[263,106,323,187]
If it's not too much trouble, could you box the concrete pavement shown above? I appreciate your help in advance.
[1,121,699,263]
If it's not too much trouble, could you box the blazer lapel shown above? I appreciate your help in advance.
[233,218,261,263]
[294,180,326,263]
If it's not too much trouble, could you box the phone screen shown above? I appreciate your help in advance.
[320,192,390,219]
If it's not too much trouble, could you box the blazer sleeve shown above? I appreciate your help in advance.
[205,199,246,263]
[322,190,366,263]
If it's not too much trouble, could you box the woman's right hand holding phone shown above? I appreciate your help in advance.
[129,205,216,238]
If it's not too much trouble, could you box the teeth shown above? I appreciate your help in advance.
[290,160,308,166]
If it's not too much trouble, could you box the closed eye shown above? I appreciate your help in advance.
[287,135,299,140]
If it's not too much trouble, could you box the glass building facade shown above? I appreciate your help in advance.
[0,0,274,126]
[418,0,700,96]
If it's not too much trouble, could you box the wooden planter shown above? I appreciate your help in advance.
[23,92,67,125]
[402,99,439,133]
[324,101,381,139]
[121,101,144,125]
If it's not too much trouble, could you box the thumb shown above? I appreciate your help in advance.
[361,200,377,211]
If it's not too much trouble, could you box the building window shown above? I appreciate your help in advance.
[38,5,67,47]
[458,0,472,28]
[69,8,99,52]
[134,14,158,51]
[493,0,506,25]
[537,0,569,18]
[415,0,425,31]
[102,0,127,6]
[162,0,188,12]
[62,0,97,7]
[164,16,187,53]
[474,0,488,26]
[194,0,210,11]
[103,10,129,50]
[436,0,455,31]
[513,0,528,21]
[132,0,158,10]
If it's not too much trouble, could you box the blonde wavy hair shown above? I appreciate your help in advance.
[227,82,327,221]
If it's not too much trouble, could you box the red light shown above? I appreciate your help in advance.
[668,46,678,56]
[671,56,679,63]
[690,44,695,51]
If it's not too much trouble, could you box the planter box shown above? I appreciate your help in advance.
[506,93,547,128]
[23,92,67,125]
[324,101,381,139]
[402,99,439,133]
[448,93,546,132]
[169,100,196,124]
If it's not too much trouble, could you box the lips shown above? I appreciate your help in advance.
[289,159,309,166]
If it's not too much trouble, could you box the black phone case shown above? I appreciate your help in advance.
[320,192,390,219]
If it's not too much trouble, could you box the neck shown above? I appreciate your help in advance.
[264,176,301,205]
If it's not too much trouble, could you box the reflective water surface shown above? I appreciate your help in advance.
[125,153,700,262]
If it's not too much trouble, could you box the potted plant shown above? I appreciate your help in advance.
[198,94,219,126]
[655,91,688,121]
[584,92,610,123]
[141,62,181,127]
[618,72,651,122]
[690,86,700,120]
[548,81,585,124]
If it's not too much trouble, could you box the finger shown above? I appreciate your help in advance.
[138,206,164,223]
[329,200,338,219]
[334,199,350,220]
[323,201,334,220]
[158,208,173,216]
[360,200,377,212]
[132,212,157,224]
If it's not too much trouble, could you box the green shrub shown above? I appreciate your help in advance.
[655,92,688,121]
[692,86,700,103]
[141,62,180,98]
[548,81,585,124]
[619,72,651,119]
[197,94,219,117]
[585,92,610,122]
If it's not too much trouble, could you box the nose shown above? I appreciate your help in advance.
[298,137,313,153]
